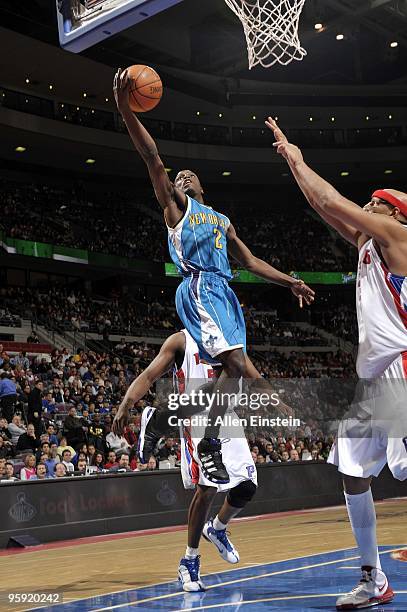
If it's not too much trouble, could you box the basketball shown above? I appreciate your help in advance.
[127,64,163,113]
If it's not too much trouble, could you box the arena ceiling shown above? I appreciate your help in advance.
[1,0,407,95]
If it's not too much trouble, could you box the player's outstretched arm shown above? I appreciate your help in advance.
[113,68,185,227]
[227,223,315,307]
[112,332,185,435]
[265,117,406,249]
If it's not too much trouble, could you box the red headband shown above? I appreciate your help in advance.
[372,189,407,217]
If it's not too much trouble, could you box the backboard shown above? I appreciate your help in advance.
[56,0,183,53]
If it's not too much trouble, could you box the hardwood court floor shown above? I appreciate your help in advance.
[0,498,405,612]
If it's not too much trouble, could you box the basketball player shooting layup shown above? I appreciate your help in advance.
[266,117,407,610]
[112,329,272,592]
[113,68,314,485]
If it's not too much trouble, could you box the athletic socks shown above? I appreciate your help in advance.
[213,516,227,531]
[185,546,199,559]
[344,489,382,570]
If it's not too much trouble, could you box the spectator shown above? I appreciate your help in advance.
[61,449,75,473]
[31,463,49,480]
[27,380,43,435]
[289,449,300,462]
[76,459,88,475]
[8,414,26,446]
[257,454,265,464]
[158,437,177,462]
[20,454,37,480]
[91,451,105,471]
[57,436,76,459]
[64,406,86,448]
[27,330,40,343]
[54,462,68,478]
[281,450,290,462]
[35,441,50,463]
[46,424,59,445]
[2,462,18,481]
[0,434,13,459]
[0,417,11,441]
[16,423,40,452]
[0,372,17,422]
[0,457,6,478]
[110,453,132,472]
[104,450,117,469]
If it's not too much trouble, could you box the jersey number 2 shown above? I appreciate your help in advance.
[214,228,223,250]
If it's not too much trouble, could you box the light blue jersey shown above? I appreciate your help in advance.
[167,196,246,363]
[167,196,233,281]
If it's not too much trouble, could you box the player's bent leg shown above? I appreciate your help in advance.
[203,480,256,564]
[336,474,394,610]
[197,349,246,485]
[179,485,216,592]
[138,406,174,463]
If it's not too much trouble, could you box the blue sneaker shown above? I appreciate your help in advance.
[202,519,239,564]
[178,556,205,592]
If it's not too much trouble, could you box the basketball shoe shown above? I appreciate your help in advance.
[336,568,394,609]
[202,518,239,563]
[178,556,205,592]
[197,438,229,484]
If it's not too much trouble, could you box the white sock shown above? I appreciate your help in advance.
[185,546,199,559]
[213,515,227,531]
[344,489,381,570]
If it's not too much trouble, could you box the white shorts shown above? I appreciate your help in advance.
[180,410,257,492]
[328,352,407,480]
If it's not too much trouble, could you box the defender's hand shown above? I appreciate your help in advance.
[265,117,304,167]
[291,279,315,308]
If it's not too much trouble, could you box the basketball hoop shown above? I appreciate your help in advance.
[224,0,307,69]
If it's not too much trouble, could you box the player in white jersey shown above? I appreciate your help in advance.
[266,117,407,610]
[113,329,272,592]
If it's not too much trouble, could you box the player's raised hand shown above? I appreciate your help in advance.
[113,67,130,113]
[265,117,304,167]
[291,279,315,308]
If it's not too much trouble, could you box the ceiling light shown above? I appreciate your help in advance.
[341,171,349,177]
[15,146,26,152]
[83,92,87,98]
[274,116,278,121]
[388,114,393,119]
[390,41,398,48]
[314,23,323,31]
[49,84,53,90]
[85,158,95,164]
[25,78,30,84]
[309,117,313,122]
[365,116,370,121]
[331,116,335,122]
[336,34,344,40]
[105,97,109,102]
[218,113,223,118]
[196,111,200,116]
[222,171,232,176]
[91,109,95,114]
[384,169,393,174]
[252,115,256,120]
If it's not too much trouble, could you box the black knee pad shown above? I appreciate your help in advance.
[227,479,257,508]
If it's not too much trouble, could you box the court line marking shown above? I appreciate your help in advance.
[24,544,366,611]
[173,591,407,612]
[89,547,403,612]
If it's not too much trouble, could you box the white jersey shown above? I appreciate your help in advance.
[175,329,257,491]
[356,239,407,378]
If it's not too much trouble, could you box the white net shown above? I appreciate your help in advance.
[224,0,307,69]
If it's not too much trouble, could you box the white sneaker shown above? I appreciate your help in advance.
[202,518,239,564]
[336,568,394,609]
[178,556,205,592]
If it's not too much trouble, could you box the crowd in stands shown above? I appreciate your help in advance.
[312,305,358,344]
[0,333,355,482]
[0,177,357,271]
[1,285,329,346]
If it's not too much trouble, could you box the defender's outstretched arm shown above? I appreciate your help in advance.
[265,118,405,249]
